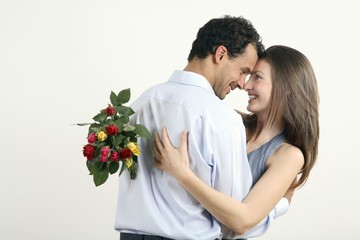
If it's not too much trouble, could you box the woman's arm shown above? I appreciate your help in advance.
[152,127,304,234]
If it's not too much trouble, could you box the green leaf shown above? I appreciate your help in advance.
[96,141,106,151]
[113,119,124,131]
[90,123,101,128]
[119,116,129,124]
[134,124,151,138]
[86,158,101,175]
[117,88,131,105]
[112,134,125,147]
[129,163,137,179]
[127,107,135,116]
[117,106,134,117]
[104,118,114,125]
[119,162,127,176]
[89,123,102,134]
[73,123,91,126]
[93,171,109,187]
[110,91,118,106]
[109,161,120,175]
[93,112,107,123]
[122,130,136,138]
[124,124,135,132]
[86,160,94,175]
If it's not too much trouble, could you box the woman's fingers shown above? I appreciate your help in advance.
[154,159,163,169]
[153,132,166,155]
[152,132,164,162]
[152,142,160,158]
[161,127,173,149]
[179,131,188,152]
[154,131,164,150]
[153,128,188,171]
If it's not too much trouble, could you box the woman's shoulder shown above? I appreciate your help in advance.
[267,143,304,168]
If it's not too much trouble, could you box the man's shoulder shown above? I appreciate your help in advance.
[134,81,242,125]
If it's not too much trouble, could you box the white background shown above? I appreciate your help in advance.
[1,0,359,239]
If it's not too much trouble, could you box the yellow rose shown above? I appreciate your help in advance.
[97,131,108,142]
[125,158,133,168]
[127,142,140,156]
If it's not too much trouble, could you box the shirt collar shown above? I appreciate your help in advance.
[168,70,215,94]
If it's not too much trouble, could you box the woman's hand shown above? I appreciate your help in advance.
[152,127,191,181]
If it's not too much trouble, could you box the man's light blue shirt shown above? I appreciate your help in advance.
[115,70,287,239]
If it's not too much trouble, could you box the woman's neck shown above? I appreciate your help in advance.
[246,117,284,153]
[252,111,284,139]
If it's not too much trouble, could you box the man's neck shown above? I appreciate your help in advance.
[184,58,214,86]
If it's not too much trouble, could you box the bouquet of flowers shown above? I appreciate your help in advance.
[77,88,150,186]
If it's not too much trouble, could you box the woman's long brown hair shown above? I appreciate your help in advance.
[245,45,320,188]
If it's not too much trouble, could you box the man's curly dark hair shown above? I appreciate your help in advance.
[187,15,264,61]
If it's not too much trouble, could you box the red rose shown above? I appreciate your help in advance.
[83,144,95,161]
[100,155,108,162]
[104,105,116,116]
[105,124,118,136]
[110,151,120,161]
[119,147,132,159]
[87,133,96,143]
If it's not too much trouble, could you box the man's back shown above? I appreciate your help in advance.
[115,70,252,239]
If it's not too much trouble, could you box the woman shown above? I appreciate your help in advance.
[152,45,319,235]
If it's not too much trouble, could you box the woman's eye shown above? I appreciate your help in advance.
[255,74,262,80]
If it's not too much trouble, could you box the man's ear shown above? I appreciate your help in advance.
[214,45,227,63]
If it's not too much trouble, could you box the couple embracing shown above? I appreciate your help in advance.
[115,15,319,240]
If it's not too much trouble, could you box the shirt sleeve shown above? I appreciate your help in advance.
[273,197,290,219]
[238,197,290,238]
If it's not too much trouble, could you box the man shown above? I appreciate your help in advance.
[115,15,285,239]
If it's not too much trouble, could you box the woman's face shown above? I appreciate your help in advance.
[244,59,272,115]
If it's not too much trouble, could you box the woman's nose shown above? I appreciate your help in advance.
[244,80,252,91]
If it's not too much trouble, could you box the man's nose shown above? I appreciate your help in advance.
[230,81,242,90]
[237,78,245,90]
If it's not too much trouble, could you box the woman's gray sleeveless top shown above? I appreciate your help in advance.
[247,132,286,187]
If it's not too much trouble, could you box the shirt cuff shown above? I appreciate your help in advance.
[274,197,289,219]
